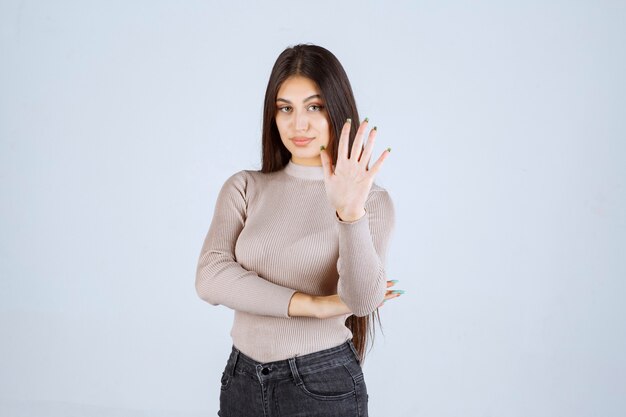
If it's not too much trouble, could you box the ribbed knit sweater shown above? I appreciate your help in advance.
[195,159,395,362]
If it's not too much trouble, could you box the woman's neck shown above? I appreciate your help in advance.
[283,159,324,180]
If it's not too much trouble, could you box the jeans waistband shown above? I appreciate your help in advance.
[225,340,360,382]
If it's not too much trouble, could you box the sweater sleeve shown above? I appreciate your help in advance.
[195,171,297,317]
[335,188,396,317]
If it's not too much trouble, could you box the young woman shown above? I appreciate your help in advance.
[195,43,402,417]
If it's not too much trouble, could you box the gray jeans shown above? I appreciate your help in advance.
[218,340,369,416]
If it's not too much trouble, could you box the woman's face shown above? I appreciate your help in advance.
[275,75,331,166]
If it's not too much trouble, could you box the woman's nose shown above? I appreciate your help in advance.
[294,111,308,131]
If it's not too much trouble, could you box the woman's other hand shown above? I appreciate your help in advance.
[379,279,404,308]
[319,118,391,222]
[288,280,403,319]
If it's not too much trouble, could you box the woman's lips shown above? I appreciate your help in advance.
[291,137,314,146]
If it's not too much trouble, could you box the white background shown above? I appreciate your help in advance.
[1,1,625,416]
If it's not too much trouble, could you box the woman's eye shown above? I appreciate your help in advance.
[308,104,323,111]
[278,106,292,113]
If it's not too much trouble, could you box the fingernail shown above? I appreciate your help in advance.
[386,147,391,152]
[389,280,399,284]
[346,118,351,123]
[373,126,378,131]
[364,117,369,123]
[320,145,325,151]
[391,290,405,294]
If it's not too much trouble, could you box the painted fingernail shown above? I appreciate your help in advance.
[391,290,405,294]
[346,118,351,123]
[389,280,399,284]
[373,126,378,131]
[386,147,391,152]
[320,145,325,151]
[364,117,369,123]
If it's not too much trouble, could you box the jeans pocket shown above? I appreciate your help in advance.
[296,363,356,401]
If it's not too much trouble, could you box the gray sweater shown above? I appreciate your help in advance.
[195,159,395,362]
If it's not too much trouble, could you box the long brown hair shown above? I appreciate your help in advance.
[260,43,381,363]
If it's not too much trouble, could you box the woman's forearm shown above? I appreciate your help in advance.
[288,292,352,319]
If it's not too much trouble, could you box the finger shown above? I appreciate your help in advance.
[384,290,405,300]
[386,279,399,288]
[383,293,401,302]
[367,148,391,176]
[319,146,333,180]
[350,118,368,162]
[361,127,377,170]
[337,119,352,162]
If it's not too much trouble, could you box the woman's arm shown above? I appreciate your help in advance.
[196,170,380,319]
[318,119,396,318]
[335,188,396,317]
[196,171,299,317]
[289,280,402,319]
[196,170,395,319]
[288,293,351,319]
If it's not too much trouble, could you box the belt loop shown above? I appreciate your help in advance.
[229,347,240,377]
[347,339,361,365]
[288,357,303,386]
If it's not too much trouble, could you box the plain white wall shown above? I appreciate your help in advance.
[1,1,625,416]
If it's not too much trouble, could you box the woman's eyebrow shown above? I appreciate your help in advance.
[276,94,322,104]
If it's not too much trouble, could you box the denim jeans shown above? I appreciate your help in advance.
[218,340,369,417]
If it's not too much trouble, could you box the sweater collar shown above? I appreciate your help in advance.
[283,159,325,181]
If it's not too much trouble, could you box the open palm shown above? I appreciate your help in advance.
[320,118,391,221]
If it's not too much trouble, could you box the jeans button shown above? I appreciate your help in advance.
[261,367,270,375]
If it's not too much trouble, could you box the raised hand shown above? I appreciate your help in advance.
[319,118,391,222]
